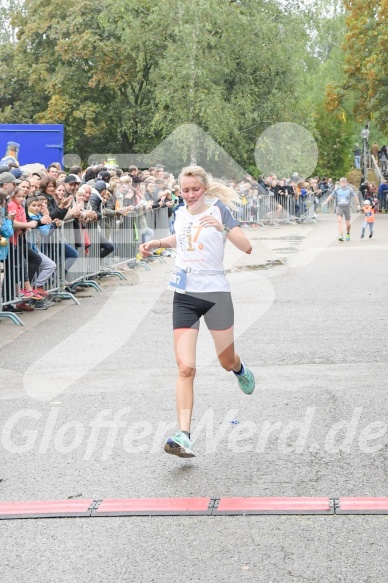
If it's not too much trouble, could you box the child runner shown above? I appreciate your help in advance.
[139,165,255,458]
[360,199,375,239]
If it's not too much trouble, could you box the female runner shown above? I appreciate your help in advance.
[139,165,255,458]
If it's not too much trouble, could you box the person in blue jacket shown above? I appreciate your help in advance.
[377,179,388,213]
[0,189,17,311]
[0,190,14,260]
[26,196,57,292]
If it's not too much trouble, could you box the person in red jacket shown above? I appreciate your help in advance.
[7,187,44,303]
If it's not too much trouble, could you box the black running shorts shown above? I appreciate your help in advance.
[173,291,234,331]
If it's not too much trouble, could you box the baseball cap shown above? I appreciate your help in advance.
[64,174,81,184]
[97,170,111,182]
[363,199,371,205]
[94,180,107,192]
[0,171,20,184]
[0,165,9,173]
[10,168,23,179]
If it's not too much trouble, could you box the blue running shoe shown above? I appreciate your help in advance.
[234,362,255,395]
[164,431,195,458]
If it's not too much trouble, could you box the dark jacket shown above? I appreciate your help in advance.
[89,193,117,221]
[89,192,103,220]
[40,192,67,220]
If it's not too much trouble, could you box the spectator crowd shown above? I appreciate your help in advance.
[0,161,177,314]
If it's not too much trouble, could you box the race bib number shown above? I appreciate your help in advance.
[168,267,187,293]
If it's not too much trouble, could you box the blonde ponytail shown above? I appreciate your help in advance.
[178,165,241,211]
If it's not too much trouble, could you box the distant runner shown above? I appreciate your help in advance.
[322,177,361,241]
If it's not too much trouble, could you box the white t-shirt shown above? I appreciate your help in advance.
[173,198,240,293]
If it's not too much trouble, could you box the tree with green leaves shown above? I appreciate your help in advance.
[0,0,309,166]
[326,0,388,134]
[0,0,361,178]
[297,0,356,177]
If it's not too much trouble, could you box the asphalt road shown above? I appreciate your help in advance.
[0,212,387,582]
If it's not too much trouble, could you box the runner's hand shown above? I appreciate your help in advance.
[199,215,223,231]
[139,241,157,257]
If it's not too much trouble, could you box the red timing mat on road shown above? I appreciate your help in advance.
[0,499,94,519]
[93,497,213,516]
[214,497,334,515]
[337,497,388,514]
[1,497,388,519]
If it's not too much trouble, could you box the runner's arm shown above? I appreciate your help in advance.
[138,234,176,257]
[352,191,361,206]
[321,194,333,206]
[227,226,252,254]
[159,234,176,249]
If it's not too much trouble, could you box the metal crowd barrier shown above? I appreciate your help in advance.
[1,207,171,325]
[370,155,388,212]
[64,206,171,286]
[27,223,80,303]
[234,195,279,226]
[318,192,335,213]
[234,193,318,226]
[63,219,104,291]
[300,194,318,222]
[0,236,25,325]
